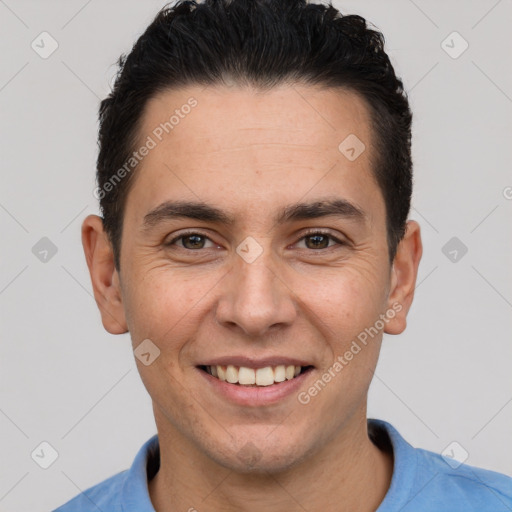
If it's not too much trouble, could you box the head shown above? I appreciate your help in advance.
[83,0,422,474]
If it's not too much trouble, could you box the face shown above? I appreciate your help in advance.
[83,84,421,473]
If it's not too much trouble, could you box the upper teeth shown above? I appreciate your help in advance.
[208,365,302,386]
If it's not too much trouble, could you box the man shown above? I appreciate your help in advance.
[54,0,512,510]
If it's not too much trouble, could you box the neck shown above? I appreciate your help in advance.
[148,412,393,512]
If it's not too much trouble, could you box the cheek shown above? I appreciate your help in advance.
[294,271,386,426]
[291,261,389,345]
[122,262,220,345]
[123,267,210,413]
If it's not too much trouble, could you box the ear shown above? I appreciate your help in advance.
[81,214,128,334]
[384,220,422,335]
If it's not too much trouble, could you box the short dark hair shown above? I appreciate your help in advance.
[96,0,412,271]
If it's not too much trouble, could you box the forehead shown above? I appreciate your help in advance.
[126,84,382,224]
[140,83,373,155]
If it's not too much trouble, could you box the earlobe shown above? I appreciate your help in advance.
[384,220,422,335]
[81,214,128,335]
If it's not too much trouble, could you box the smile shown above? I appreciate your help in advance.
[199,364,314,387]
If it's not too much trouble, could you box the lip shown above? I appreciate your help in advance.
[197,356,313,368]
[197,365,315,407]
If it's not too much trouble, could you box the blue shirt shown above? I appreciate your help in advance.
[53,419,512,511]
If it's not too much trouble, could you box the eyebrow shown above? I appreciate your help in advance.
[141,197,365,231]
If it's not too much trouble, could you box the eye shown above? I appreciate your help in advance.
[295,230,345,250]
[166,232,217,250]
[165,230,345,252]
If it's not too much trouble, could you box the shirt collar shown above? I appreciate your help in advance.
[120,433,159,511]
[370,418,418,511]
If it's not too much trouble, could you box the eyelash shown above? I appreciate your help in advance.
[166,229,345,251]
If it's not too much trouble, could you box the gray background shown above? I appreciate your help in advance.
[0,0,511,510]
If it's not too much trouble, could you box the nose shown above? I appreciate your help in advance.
[215,247,297,338]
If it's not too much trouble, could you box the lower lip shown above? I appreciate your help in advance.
[197,367,314,407]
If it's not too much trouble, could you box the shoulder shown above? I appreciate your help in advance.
[370,419,512,512]
[52,470,127,511]
[414,446,512,509]
[52,433,160,512]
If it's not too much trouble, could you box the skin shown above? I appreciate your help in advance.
[82,84,422,512]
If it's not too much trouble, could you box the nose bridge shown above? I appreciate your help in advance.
[215,242,296,337]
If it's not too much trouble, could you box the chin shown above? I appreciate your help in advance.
[204,431,313,474]
[218,450,305,474]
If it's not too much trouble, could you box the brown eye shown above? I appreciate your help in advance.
[181,234,206,249]
[166,232,216,250]
[297,231,343,250]
[305,234,331,249]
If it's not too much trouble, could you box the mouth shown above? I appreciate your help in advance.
[198,364,314,387]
